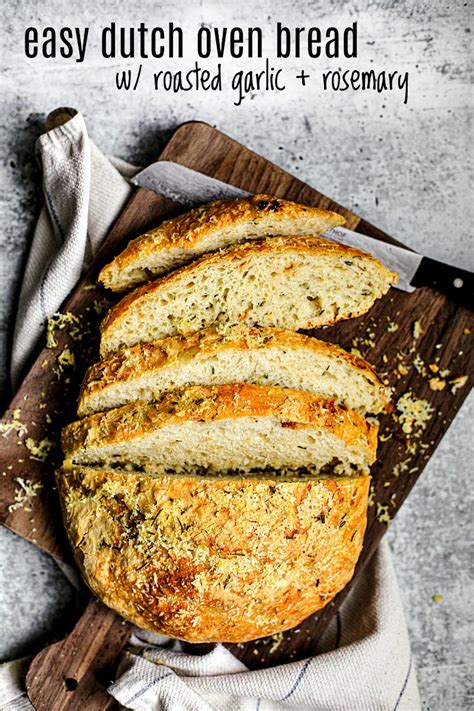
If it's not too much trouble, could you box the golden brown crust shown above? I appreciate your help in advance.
[99,235,398,351]
[63,383,378,465]
[78,326,390,417]
[98,195,346,291]
[56,466,369,642]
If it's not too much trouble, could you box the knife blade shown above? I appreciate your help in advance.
[132,161,473,308]
[132,160,251,205]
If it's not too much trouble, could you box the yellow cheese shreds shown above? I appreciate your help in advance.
[269,632,284,654]
[25,437,55,461]
[46,312,80,348]
[376,503,392,524]
[396,392,434,436]
[413,354,427,377]
[1,408,28,438]
[449,375,468,394]
[393,458,411,477]
[429,377,446,391]
[412,321,424,339]
[57,347,75,367]
[8,478,43,512]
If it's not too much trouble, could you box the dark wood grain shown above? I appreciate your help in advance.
[0,121,471,707]
[26,599,131,711]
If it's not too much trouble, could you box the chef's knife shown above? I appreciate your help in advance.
[132,161,473,309]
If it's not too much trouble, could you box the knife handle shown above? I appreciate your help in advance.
[411,257,474,310]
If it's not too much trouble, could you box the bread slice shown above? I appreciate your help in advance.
[98,194,346,292]
[78,326,391,417]
[63,383,378,474]
[56,465,370,642]
[99,236,397,355]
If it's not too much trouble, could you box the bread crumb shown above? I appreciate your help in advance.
[25,437,55,461]
[387,322,399,333]
[46,312,80,348]
[0,409,28,438]
[58,347,75,367]
[376,503,392,524]
[412,321,423,339]
[269,632,284,653]
[449,375,468,394]
[8,478,43,512]
[429,377,446,391]
[396,393,434,436]
[413,354,427,377]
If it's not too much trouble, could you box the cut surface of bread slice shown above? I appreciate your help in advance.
[98,194,346,292]
[78,326,391,417]
[63,383,378,474]
[100,236,397,355]
[56,466,370,642]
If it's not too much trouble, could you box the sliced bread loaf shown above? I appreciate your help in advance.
[56,465,369,642]
[99,236,397,355]
[78,326,391,417]
[63,383,378,474]
[98,194,345,292]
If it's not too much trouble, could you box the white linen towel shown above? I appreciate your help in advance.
[3,109,421,711]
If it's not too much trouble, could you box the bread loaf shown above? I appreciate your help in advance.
[98,195,346,292]
[78,326,390,417]
[64,383,378,475]
[99,236,397,355]
[56,466,370,642]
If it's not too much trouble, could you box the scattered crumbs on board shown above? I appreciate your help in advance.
[0,409,27,438]
[268,632,284,654]
[413,354,427,377]
[395,393,434,438]
[25,437,55,462]
[412,320,424,339]
[429,377,446,391]
[8,478,43,513]
[58,347,75,367]
[376,503,392,525]
[368,484,376,507]
[393,458,411,478]
[46,312,81,348]
[53,346,77,380]
[449,375,468,394]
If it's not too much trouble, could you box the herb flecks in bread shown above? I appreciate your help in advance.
[64,384,378,475]
[99,195,346,292]
[99,236,397,356]
[56,466,370,642]
[78,326,391,417]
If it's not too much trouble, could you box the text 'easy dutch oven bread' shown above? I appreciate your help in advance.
[98,194,346,292]
[56,467,370,642]
[78,326,391,417]
[99,236,398,355]
[63,384,378,474]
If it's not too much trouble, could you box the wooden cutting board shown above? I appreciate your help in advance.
[0,121,471,710]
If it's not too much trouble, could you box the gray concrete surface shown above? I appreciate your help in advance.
[1,0,472,708]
